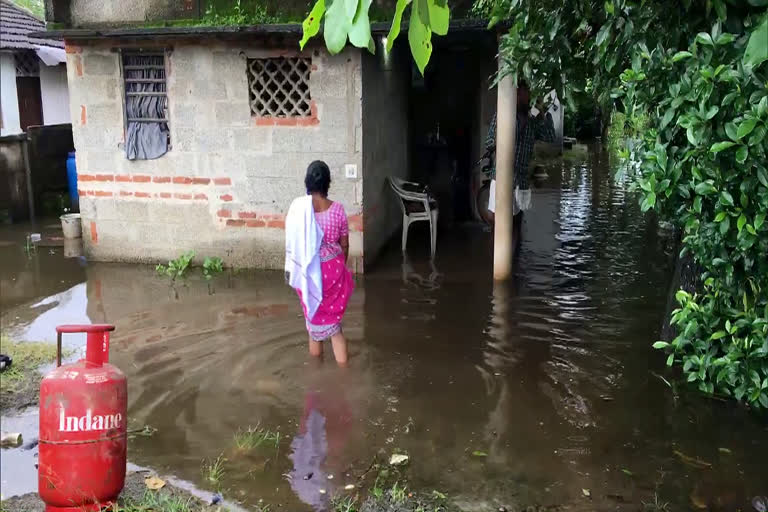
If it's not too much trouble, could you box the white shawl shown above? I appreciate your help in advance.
[285,195,324,321]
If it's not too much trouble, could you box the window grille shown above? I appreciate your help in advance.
[247,57,312,118]
[15,51,39,77]
[121,51,169,160]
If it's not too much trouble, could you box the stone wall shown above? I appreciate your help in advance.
[66,40,364,271]
[0,134,31,222]
[51,0,201,26]
[360,43,410,267]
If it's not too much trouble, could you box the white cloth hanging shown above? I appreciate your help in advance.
[487,181,532,215]
[285,195,324,321]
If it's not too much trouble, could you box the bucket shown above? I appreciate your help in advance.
[63,238,84,258]
[60,213,82,239]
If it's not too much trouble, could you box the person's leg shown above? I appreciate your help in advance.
[308,335,323,358]
[330,331,348,366]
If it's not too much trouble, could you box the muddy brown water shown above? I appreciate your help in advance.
[2,147,767,510]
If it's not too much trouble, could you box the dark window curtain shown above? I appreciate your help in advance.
[124,55,169,160]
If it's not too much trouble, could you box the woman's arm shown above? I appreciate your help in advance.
[340,235,349,263]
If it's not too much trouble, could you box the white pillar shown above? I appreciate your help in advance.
[493,71,517,280]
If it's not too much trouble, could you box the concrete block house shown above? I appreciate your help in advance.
[37,1,556,272]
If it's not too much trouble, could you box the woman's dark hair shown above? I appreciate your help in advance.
[305,160,331,196]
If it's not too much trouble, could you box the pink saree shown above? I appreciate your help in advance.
[297,202,354,341]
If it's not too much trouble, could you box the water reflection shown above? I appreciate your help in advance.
[401,256,442,291]
[289,371,355,509]
[3,147,768,509]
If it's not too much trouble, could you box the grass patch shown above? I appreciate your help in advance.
[233,424,281,451]
[201,454,226,488]
[113,491,195,512]
[327,481,453,512]
[0,337,59,393]
[331,495,359,512]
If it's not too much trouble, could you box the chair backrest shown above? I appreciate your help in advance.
[388,176,429,216]
[389,177,429,200]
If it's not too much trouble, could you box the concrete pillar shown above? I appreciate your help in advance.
[493,72,517,280]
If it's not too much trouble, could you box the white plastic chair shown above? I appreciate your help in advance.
[388,177,439,258]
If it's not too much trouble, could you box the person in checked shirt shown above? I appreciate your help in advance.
[486,82,556,216]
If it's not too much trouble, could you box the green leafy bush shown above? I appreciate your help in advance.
[618,17,768,408]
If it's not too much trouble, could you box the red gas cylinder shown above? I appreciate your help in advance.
[39,324,127,512]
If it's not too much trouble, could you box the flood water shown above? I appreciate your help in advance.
[2,146,767,510]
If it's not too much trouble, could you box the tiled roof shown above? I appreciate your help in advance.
[0,0,62,50]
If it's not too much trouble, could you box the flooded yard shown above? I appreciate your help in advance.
[2,147,767,511]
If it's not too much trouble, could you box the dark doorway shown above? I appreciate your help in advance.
[17,77,43,132]
[408,30,497,229]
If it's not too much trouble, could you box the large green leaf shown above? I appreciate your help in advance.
[386,0,410,52]
[428,0,450,36]
[349,0,373,50]
[737,118,758,139]
[713,0,726,21]
[696,32,714,46]
[736,145,748,163]
[300,0,326,50]
[324,0,352,54]
[596,24,611,47]
[409,0,432,75]
[711,141,736,153]
[417,0,431,27]
[758,167,768,188]
[744,16,768,70]
[343,0,359,22]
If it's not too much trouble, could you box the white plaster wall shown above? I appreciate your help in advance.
[40,63,71,125]
[1,53,21,136]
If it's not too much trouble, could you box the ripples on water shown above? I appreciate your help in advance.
[2,147,767,510]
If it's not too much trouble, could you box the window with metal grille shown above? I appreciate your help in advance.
[247,57,312,118]
[15,51,40,77]
[121,51,169,160]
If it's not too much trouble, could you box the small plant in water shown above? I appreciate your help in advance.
[389,481,408,505]
[642,493,670,512]
[370,476,385,500]
[233,424,281,451]
[23,234,38,257]
[331,495,360,512]
[202,256,224,295]
[202,256,224,280]
[156,250,195,282]
[201,454,226,487]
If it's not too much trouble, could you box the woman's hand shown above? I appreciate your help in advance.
[340,235,350,263]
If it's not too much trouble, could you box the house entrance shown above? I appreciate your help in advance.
[407,29,497,229]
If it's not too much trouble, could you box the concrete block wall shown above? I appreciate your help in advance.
[360,45,410,266]
[62,0,199,27]
[66,40,364,271]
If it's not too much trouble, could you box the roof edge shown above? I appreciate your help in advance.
[29,18,493,41]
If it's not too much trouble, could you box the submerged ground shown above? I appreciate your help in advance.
[1,147,766,511]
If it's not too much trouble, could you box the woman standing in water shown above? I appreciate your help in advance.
[285,161,354,365]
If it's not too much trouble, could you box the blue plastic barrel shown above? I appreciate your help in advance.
[66,151,79,211]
